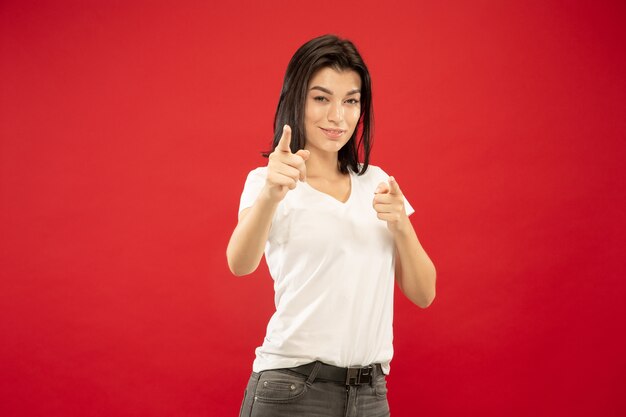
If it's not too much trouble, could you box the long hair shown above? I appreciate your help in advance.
[264,34,374,175]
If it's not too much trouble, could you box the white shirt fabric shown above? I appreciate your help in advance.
[238,165,414,375]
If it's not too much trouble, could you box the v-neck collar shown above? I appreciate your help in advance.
[302,170,353,205]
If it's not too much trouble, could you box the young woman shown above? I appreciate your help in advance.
[227,34,436,417]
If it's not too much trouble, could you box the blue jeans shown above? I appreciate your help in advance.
[239,362,390,417]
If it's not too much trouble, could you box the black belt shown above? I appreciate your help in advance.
[287,361,383,386]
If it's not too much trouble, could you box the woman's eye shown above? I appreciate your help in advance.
[314,96,328,102]
[346,99,360,105]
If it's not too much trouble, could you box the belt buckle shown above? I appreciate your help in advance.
[346,366,373,386]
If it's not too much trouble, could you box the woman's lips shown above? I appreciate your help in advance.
[320,127,345,139]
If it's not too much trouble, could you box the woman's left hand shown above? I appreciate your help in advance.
[372,176,410,233]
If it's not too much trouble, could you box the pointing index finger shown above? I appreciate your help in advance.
[277,124,292,153]
[388,176,402,195]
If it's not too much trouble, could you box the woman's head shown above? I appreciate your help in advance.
[269,34,373,175]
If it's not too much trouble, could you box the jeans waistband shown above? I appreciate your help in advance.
[287,361,383,386]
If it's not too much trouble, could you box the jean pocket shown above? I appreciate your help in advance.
[373,375,388,399]
[254,370,308,404]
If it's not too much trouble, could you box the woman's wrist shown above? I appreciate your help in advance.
[259,184,284,207]
[390,214,413,237]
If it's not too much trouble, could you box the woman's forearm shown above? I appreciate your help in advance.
[393,219,437,308]
[226,188,280,276]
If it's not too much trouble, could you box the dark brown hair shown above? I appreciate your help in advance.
[265,34,374,175]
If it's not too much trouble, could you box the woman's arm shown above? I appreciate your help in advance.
[373,176,436,308]
[393,221,437,308]
[226,125,309,276]
[226,191,280,276]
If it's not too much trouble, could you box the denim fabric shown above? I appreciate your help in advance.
[239,364,390,417]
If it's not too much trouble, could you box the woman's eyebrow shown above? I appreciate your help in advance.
[310,86,361,95]
[310,86,333,94]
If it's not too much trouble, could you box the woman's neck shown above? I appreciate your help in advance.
[304,149,344,179]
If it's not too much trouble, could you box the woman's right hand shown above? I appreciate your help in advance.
[264,124,309,202]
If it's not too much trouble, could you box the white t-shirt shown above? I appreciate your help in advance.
[238,165,414,375]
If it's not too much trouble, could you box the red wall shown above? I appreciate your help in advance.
[1,1,625,416]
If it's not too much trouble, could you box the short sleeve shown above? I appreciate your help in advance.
[238,167,267,214]
[373,166,415,217]
[404,196,415,217]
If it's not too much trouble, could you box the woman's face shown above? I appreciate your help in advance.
[304,67,362,156]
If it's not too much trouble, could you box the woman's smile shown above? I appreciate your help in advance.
[319,127,346,139]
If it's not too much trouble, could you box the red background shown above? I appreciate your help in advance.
[1,1,625,416]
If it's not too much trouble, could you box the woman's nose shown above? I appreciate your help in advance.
[327,101,344,124]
